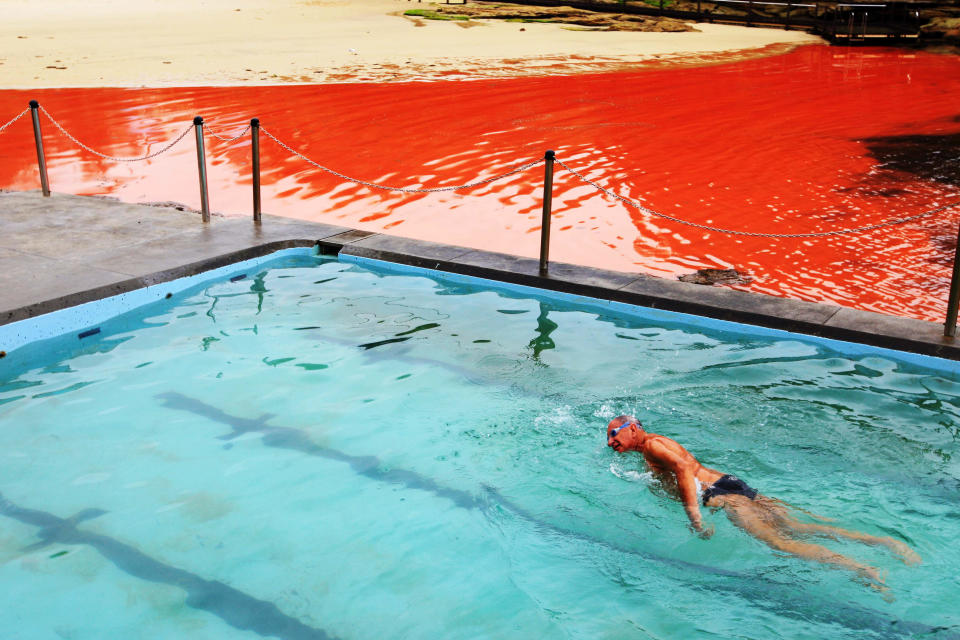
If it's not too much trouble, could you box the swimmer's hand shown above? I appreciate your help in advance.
[690,524,714,539]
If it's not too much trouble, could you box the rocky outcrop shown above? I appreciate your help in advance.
[920,5,960,49]
[678,268,753,285]
[411,3,697,32]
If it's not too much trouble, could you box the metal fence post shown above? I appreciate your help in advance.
[251,118,261,223]
[538,150,556,277]
[945,221,960,337]
[29,100,50,197]
[193,116,210,223]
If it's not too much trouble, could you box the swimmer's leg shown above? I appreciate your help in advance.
[718,497,888,592]
[784,520,921,565]
[766,496,835,522]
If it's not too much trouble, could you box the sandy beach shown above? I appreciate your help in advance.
[0,0,822,87]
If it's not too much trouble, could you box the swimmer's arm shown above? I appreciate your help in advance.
[676,470,707,532]
[645,441,707,533]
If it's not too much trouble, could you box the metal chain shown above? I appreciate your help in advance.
[556,158,960,238]
[205,124,252,144]
[39,106,194,162]
[17,105,957,236]
[262,127,543,193]
[0,108,29,136]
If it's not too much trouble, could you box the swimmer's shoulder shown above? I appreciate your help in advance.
[648,435,704,468]
[645,434,690,458]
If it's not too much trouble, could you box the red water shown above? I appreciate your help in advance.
[2,44,959,321]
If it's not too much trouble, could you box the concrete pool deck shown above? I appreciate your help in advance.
[1,190,957,361]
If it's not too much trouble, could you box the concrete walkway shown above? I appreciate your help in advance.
[1,190,957,361]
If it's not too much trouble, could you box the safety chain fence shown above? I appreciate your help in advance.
[0,108,29,136]
[206,123,252,144]
[39,105,195,163]
[4,102,960,334]
[10,104,955,239]
[555,158,960,240]
[260,127,545,194]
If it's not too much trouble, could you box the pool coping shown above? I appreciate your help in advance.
[1,191,957,361]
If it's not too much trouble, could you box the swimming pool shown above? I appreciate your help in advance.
[1,248,957,639]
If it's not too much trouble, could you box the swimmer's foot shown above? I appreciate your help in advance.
[858,567,894,601]
[872,582,895,603]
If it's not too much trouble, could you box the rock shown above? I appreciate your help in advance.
[407,3,698,33]
[140,200,191,211]
[678,268,753,285]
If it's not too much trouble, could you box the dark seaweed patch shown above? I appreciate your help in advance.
[263,357,296,367]
[295,363,329,371]
[395,323,440,337]
[358,337,411,350]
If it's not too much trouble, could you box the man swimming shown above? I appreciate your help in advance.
[605,415,920,590]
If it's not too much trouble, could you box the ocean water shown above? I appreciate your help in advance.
[2,45,960,320]
[0,251,958,639]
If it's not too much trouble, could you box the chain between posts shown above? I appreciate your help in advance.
[556,157,960,238]
[261,127,544,193]
[0,108,29,136]
[205,124,252,144]
[8,105,957,237]
[39,105,193,162]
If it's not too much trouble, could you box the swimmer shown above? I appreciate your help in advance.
[606,415,921,591]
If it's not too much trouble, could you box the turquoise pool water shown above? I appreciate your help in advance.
[0,250,958,639]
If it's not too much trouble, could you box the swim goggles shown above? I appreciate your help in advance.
[608,423,635,439]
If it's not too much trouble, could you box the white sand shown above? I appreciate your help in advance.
[0,0,822,87]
